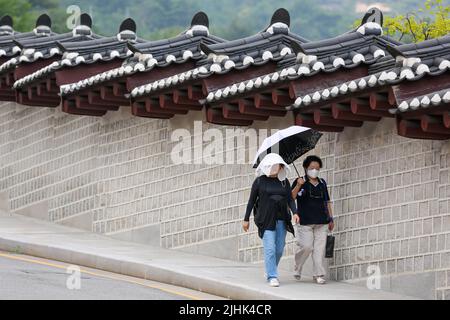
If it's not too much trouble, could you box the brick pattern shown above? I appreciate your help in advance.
[0,101,449,299]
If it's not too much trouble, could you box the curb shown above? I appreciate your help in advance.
[0,236,284,300]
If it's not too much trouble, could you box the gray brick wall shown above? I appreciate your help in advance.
[0,101,449,299]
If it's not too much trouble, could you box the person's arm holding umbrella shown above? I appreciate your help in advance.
[291,177,305,224]
[287,183,298,221]
[243,177,259,232]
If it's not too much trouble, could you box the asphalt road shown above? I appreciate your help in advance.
[0,251,223,300]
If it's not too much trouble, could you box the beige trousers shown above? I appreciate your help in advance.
[294,224,328,277]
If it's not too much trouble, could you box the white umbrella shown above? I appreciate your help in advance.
[252,125,323,176]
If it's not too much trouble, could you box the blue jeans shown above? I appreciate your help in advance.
[262,220,287,280]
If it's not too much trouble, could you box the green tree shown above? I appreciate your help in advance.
[355,0,450,43]
[0,0,68,33]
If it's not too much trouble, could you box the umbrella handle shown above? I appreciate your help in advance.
[292,163,301,178]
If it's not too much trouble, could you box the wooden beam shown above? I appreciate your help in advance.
[62,99,107,116]
[350,98,394,118]
[206,107,253,126]
[75,95,119,111]
[188,85,204,100]
[19,89,59,107]
[222,103,269,121]
[100,86,129,104]
[444,112,450,129]
[238,99,287,117]
[45,78,59,93]
[331,103,381,122]
[159,94,193,112]
[254,93,284,110]
[397,118,450,140]
[421,115,450,135]
[145,98,180,115]
[272,88,293,106]
[369,92,392,110]
[172,90,203,110]
[295,112,344,132]
[314,109,363,127]
[112,82,127,97]
[87,91,121,109]
[131,101,173,119]
[36,83,58,98]
[4,72,14,86]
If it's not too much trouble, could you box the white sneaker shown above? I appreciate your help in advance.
[314,276,326,284]
[269,278,280,287]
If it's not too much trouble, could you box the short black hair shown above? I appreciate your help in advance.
[303,155,323,169]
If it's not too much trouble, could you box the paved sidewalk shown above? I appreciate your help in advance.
[0,211,418,300]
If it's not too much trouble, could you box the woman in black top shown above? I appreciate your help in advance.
[291,155,334,284]
[243,153,297,287]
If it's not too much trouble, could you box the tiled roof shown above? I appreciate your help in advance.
[284,35,450,111]
[129,8,309,99]
[60,12,226,96]
[0,13,99,75]
[0,14,55,59]
[201,8,405,104]
[397,89,450,112]
[13,18,143,90]
[0,7,448,139]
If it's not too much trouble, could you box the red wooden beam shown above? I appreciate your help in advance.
[159,94,195,112]
[88,91,114,106]
[294,112,344,132]
[369,92,393,110]
[188,85,204,100]
[75,95,119,111]
[87,91,121,109]
[112,82,128,97]
[350,98,394,118]
[331,102,381,122]
[397,118,450,140]
[16,91,59,107]
[100,86,129,104]
[206,107,253,126]
[238,99,286,117]
[35,83,58,98]
[45,78,59,93]
[62,99,107,116]
[131,101,173,119]
[314,109,363,127]
[421,115,450,135]
[272,88,293,106]
[254,93,285,111]
[173,89,202,110]
[444,112,450,129]
[25,87,60,105]
[222,103,269,121]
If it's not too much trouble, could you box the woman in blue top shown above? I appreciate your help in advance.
[291,155,334,284]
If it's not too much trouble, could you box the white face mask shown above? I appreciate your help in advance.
[307,169,320,179]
